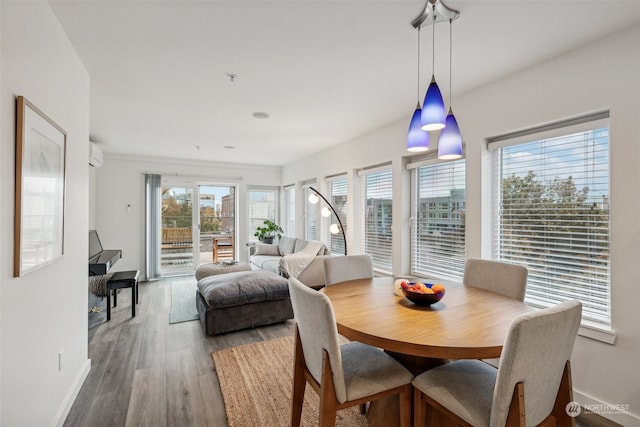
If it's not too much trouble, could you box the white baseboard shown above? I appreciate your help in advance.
[573,390,639,426]
[52,358,91,427]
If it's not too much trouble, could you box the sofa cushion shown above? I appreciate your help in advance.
[253,243,280,256]
[278,236,297,255]
[197,270,289,309]
[250,255,281,270]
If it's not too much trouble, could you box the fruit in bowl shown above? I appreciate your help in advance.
[400,281,445,306]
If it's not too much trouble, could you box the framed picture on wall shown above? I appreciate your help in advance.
[14,96,67,277]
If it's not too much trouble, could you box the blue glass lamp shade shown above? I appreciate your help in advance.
[438,108,463,160]
[420,76,446,131]
[407,102,430,152]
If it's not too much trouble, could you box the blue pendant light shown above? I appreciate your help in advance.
[421,76,446,131]
[438,108,462,159]
[420,4,445,131]
[407,27,429,152]
[438,19,463,159]
[408,102,430,152]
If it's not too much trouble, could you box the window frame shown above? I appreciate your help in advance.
[489,113,612,333]
[247,186,279,242]
[409,157,466,280]
[325,175,348,255]
[359,165,393,273]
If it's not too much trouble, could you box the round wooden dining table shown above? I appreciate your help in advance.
[322,276,534,360]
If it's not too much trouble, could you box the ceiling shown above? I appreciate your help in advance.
[49,0,640,167]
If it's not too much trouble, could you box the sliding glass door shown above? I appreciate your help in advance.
[159,180,236,277]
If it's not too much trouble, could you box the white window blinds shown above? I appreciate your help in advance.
[283,185,296,238]
[360,168,392,272]
[327,177,348,255]
[304,186,318,241]
[248,188,277,241]
[491,118,610,327]
[411,159,466,279]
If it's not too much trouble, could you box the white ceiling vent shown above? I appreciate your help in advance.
[89,142,104,167]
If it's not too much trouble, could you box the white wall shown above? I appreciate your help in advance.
[282,25,640,425]
[95,154,282,278]
[0,1,91,426]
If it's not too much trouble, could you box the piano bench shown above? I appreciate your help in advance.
[106,270,139,321]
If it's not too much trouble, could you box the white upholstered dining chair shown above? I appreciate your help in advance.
[463,258,528,301]
[288,277,413,427]
[412,299,582,427]
[323,254,373,286]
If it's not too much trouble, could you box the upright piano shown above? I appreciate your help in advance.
[89,230,122,276]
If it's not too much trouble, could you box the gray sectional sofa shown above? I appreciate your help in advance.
[247,236,331,289]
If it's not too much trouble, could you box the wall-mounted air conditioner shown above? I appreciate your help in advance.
[89,142,104,167]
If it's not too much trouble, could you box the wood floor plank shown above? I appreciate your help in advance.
[165,349,209,427]
[100,322,143,394]
[125,366,167,427]
[198,372,229,427]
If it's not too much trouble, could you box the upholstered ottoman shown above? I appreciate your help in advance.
[195,261,251,281]
[196,270,293,336]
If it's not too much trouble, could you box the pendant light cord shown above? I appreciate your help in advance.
[417,27,421,102]
[431,4,436,76]
[449,19,453,107]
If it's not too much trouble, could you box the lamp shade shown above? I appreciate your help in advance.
[421,76,446,131]
[329,223,340,234]
[438,109,463,159]
[321,207,331,217]
[308,193,319,204]
[407,102,430,152]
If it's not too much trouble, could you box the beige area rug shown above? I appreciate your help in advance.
[212,335,369,427]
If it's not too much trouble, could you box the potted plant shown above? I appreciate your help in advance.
[254,219,283,244]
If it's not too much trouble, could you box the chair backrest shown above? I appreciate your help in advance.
[490,300,582,427]
[463,258,528,301]
[323,255,373,286]
[288,277,348,402]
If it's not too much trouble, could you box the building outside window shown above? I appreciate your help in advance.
[490,113,610,328]
[410,159,466,279]
[360,167,392,272]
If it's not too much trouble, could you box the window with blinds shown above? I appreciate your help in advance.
[304,186,318,241]
[327,177,348,255]
[247,188,278,241]
[361,168,392,272]
[283,185,296,238]
[491,115,610,328]
[411,159,466,279]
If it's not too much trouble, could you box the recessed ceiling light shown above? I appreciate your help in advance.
[252,112,270,119]
[223,145,235,149]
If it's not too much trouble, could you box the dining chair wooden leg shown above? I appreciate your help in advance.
[399,384,412,427]
[291,328,306,427]
[550,361,575,427]
[505,382,526,427]
[413,387,426,427]
[319,350,338,427]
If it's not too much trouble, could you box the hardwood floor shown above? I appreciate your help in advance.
[65,277,296,427]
